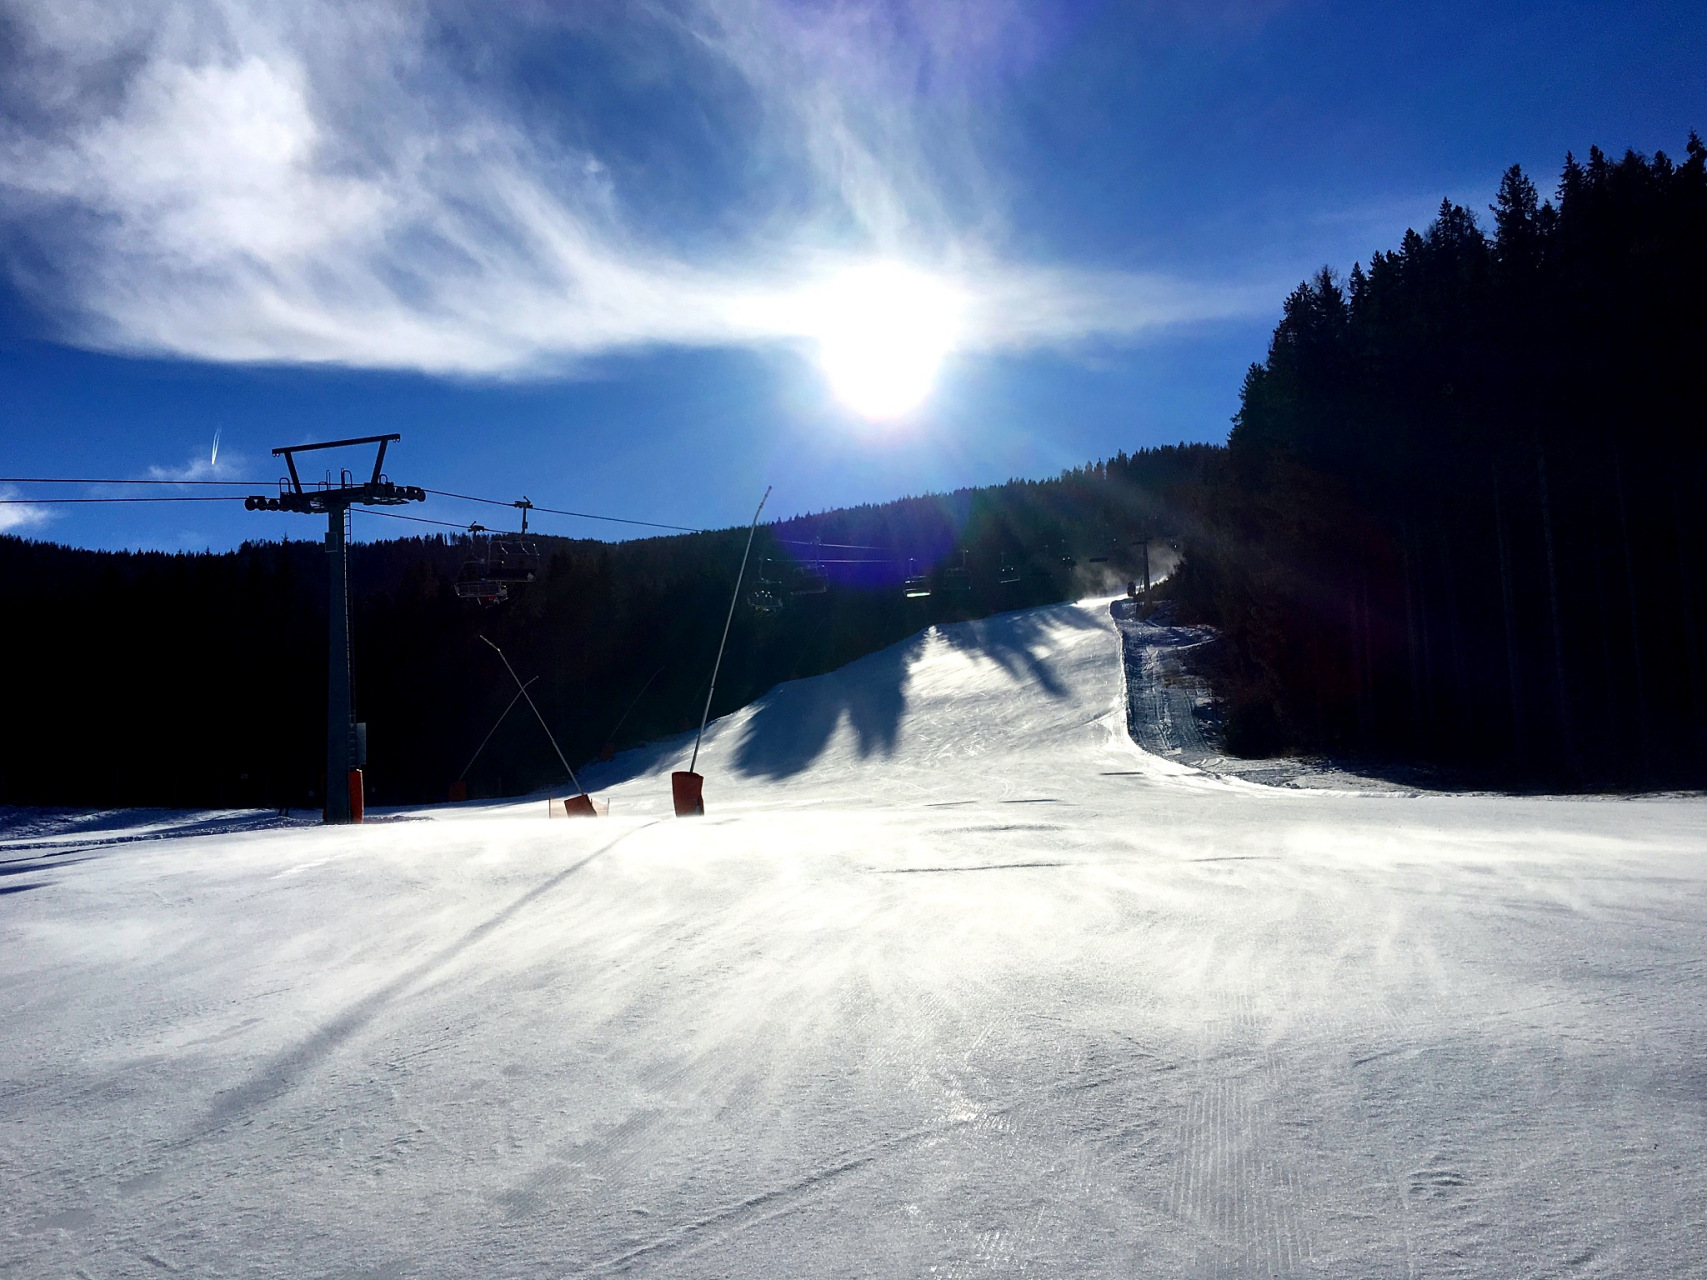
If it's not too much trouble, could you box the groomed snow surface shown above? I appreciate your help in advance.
[4,599,1704,1277]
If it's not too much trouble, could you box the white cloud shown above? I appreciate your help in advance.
[0,0,1269,377]
[143,445,249,483]
[0,485,56,533]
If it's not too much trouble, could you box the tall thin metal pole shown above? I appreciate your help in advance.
[480,637,585,796]
[607,665,667,746]
[456,677,537,786]
[325,504,354,823]
[691,486,770,773]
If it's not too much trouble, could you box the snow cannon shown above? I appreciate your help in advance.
[672,771,705,817]
[674,485,769,821]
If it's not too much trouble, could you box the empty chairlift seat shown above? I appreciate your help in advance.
[790,563,829,596]
[902,558,931,599]
[943,550,971,593]
[455,523,541,605]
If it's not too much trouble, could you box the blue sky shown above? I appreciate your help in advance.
[1,0,1701,550]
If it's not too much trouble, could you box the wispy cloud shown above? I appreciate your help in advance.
[0,484,56,533]
[0,0,1269,377]
[143,444,248,483]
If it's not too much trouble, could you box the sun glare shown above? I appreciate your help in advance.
[809,262,963,420]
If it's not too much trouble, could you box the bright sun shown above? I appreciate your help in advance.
[809,262,963,420]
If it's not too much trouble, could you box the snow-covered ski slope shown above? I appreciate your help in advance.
[4,599,1705,1278]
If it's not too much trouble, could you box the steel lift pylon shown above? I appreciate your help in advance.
[246,434,425,823]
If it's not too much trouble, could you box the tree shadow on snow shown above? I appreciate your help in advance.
[731,633,916,780]
[730,602,1103,781]
[929,605,1105,702]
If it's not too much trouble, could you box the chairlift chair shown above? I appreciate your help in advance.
[791,540,829,596]
[454,518,541,605]
[943,550,972,593]
[485,536,541,584]
[998,554,1021,586]
[455,524,506,604]
[903,558,932,599]
[747,558,784,614]
[791,565,829,595]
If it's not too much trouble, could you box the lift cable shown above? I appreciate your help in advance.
[771,536,890,551]
[2,476,703,534]
[351,507,479,531]
[0,494,250,505]
[423,488,701,534]
[1,492,937,566]
[798,555,900,565]
[0,476,271,486]
[6,477,939,561]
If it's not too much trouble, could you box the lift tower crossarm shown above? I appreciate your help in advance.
[271,433,401,490]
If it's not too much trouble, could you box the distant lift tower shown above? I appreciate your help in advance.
[246,435,426,823]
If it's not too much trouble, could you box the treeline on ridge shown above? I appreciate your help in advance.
[0,445,1208,809]
[1171,135,1707,787]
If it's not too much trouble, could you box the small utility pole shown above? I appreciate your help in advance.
[246,435,425,823]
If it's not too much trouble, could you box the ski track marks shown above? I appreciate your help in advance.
[4,599,1706,1277]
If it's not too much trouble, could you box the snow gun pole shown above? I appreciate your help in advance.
[455,676,536,789]
[691,486,770,775]
[606,665,666,748]
[480,636,588,802]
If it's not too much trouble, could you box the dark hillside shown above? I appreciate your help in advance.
[1,444,1211,808]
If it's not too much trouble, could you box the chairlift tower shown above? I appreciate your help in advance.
[246,434,426,823]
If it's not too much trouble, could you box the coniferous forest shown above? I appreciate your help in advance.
[0,446,1204,808]
[1172,136,1707,786]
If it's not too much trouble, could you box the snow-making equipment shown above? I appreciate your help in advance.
[245,434,425,824]
[677,485,771,817]
[598,665,665,763]
[479,636,600,816]
[448,675,536,802]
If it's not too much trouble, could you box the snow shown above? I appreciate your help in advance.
[3,598,1704,1277]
